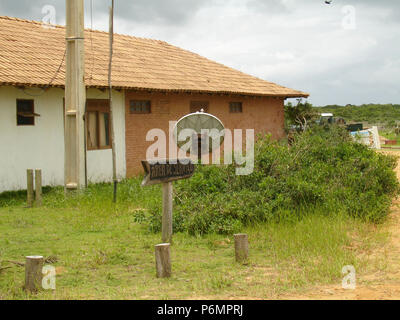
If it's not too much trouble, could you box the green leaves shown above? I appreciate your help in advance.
[285,100,319,131]
[144,126,399,235]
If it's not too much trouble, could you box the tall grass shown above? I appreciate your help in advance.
[0,165,391,299]
[0,202,387,299]
[0,177,161,212]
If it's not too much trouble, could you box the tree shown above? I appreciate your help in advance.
[285,99,318,131]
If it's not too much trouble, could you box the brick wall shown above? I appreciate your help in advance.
[125,91,285,177]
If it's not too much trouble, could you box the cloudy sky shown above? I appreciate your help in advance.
[1,0,399,106]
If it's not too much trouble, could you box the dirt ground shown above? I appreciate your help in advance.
[282,149,400,300]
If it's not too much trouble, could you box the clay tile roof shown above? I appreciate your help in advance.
[0,16,309,98]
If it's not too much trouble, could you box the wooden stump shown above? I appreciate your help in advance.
[162,182,173,243]
[35,169,42,207]
[155,243,171,278]
[26,169,34,208]
[25,256,44,293]
[234,234,249,263]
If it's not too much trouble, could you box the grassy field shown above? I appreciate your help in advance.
[0,179,390,300]
[379,130,400,149]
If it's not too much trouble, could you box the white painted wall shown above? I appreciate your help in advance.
[0,86,126,193]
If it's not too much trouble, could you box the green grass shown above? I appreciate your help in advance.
[379,130,400,149]
[0,179,389,300]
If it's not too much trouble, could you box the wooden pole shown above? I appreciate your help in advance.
[162,182,173,243]
[35,169,42,207]
[64,0,86,192]
[155,244,171,278]
[108,0,118,203]
[234,234,249,263]
[25,256,44,293]
[27,169,34,208]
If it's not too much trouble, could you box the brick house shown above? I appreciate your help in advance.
[0,16,308,192]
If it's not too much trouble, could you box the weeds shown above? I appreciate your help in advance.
[0,180,391,299]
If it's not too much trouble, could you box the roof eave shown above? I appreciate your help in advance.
[0,82,309,99]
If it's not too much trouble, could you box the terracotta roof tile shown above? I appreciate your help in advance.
[0,16,308,98]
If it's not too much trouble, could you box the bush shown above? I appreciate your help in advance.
[316,103,400,125]
[146,126,399,235]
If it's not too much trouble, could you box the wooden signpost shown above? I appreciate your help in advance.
[142,159,195,243]
[141,159,195,187]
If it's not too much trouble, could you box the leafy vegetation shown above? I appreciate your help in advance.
[144,126,399,235]
[0,124,398,299]
[315,104,400,126]
[285,100,319,131]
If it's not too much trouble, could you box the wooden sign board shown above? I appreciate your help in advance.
[141,159,195,186]
[141,159,195,243]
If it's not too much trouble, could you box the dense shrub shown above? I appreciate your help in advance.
[146,126,399,235]
[316,103,400,125]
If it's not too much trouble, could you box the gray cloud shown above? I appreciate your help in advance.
[0,0,62,20]
[246,0,290,14]
[0,0,215,26]
[112,0,215,25]
[0,0,399,105]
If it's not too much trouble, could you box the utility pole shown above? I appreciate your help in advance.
[64,0,86,192]
[109,0,118,203]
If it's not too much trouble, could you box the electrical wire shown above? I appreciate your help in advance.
[19,48,66,97]
[23,0,95,97]
[46,48,67,89]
